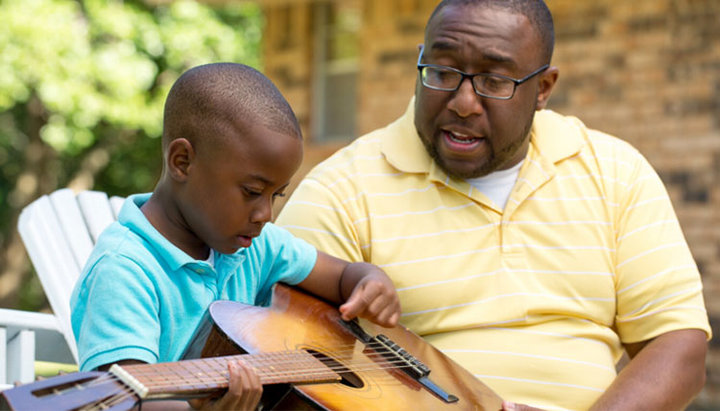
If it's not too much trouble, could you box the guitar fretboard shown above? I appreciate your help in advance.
[111,350,340,399]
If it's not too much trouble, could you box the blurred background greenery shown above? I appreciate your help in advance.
[0,0,263,311]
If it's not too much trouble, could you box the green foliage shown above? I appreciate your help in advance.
[0,0,263,310]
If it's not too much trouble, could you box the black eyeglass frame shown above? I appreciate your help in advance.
[416,47,549,100]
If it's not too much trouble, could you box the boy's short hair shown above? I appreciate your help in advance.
[162,63,301,153]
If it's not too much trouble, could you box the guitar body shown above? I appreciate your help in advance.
[1,284,503,410]
[201,284,503,410]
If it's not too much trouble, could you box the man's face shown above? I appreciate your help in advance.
[414,5,554,179]
[180,122,303,255]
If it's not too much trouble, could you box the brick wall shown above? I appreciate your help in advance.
[260,0,720,406]
[546,1,720,407]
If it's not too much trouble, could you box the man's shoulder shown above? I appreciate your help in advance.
[534,109,642,161]
[306,107,423,182]
[303,133,390,184]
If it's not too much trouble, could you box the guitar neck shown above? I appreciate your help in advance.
[112,350,340,400]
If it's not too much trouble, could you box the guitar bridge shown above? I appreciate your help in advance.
[341,319,459,404]
[374,334,430,379]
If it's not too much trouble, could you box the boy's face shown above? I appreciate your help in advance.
[179,122,303,256]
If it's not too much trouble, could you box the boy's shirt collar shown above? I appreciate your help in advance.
[118,193,246,272]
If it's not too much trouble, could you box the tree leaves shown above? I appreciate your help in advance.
[0,0,262,309]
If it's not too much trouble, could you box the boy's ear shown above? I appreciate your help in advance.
[166,138,195,182]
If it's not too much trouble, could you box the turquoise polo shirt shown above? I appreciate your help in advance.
[70,193,317,372]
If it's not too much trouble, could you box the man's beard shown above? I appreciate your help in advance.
[421,118,534,180]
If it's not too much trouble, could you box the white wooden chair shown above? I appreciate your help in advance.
[0,189,124,387]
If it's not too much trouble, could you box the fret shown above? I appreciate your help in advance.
[112,350,340,399]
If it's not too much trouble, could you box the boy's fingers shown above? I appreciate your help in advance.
[378,303,401,327]
[370,302,399,327]
[339,292,363,320]
[341,286,400,326]
[213,361,262,411]
[340,282,378,319]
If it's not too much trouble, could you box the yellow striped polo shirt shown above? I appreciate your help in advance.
[276,102,711,410]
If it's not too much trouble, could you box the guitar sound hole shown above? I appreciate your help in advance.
[306,349,364,389]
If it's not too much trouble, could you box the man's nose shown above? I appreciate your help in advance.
[447,77,485,118]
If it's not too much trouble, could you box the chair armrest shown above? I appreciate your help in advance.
[0,309,60,332]
[0,309,68,385]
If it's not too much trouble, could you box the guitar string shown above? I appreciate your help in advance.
[125,341,418,375]
[46,345,423,409]
[125,356,418,390]
[78,362,413,411]
[82,391,136,411]
[69,346,413,391]
[123,346,414,377]
[74,368,407,411]
[54,362,413,410]
[128,346,421,379]
[120,344,413,377]
[69,374,137,411]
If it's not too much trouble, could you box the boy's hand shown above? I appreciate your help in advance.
[191,359,262,411]
[339,263,401,328]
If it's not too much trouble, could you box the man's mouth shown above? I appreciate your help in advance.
[447,130,481,144]
[442,130,485,152]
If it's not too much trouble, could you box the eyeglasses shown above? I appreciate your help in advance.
[416,47,549,100]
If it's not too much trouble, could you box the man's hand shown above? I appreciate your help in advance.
[502,401,545,411]
[339,262,401,327]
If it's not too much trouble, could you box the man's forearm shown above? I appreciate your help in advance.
[590,329,707,411]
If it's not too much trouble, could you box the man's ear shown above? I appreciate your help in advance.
[166,138,195,182]
[535,65,559,110]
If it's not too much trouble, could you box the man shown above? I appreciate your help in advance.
[276,1,710,410]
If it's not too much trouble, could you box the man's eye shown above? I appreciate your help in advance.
[272,192,286,199]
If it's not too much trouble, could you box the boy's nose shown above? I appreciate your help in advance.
[250,198,273,223]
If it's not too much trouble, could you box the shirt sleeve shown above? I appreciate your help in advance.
[71,253,161,371]
[252,223,319,305]
[275,177,366,263]
[613,151,711,343]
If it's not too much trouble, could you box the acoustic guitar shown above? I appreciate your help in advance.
[1,284,503,410]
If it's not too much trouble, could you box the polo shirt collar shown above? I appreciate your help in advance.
[118,193,246,272]
[529,109,586,164]
[381,99,585,175]
[381,99,434,174]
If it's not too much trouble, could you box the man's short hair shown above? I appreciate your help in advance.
[427,0,555,64]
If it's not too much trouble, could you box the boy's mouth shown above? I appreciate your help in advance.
[237,235,253,248]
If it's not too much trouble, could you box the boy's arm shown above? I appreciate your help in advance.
[297,251,401,328]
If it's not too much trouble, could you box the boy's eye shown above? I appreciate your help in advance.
[243,187,262,197]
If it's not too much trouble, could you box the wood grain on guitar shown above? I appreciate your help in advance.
[0,285,503,410]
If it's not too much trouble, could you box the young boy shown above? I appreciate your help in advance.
[70,63,401,411]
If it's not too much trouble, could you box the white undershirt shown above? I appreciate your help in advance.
[205,250,215,268]
[465,160,524,210]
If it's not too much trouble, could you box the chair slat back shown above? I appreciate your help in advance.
[76,191,116,244]
[18,189,125,363]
